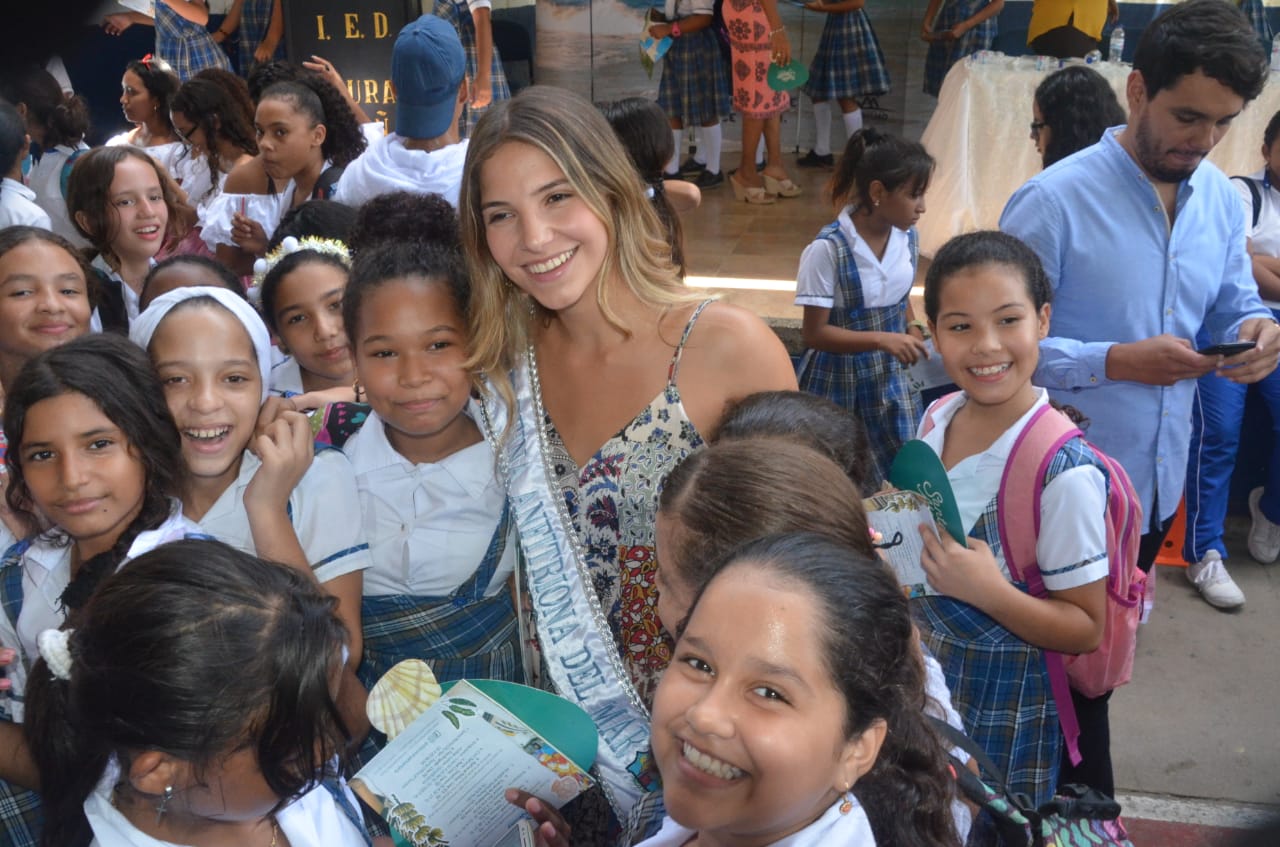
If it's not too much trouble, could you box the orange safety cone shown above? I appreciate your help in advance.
[1154,498,1189,567]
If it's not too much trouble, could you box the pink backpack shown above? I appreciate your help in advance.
[922,396,1147,765]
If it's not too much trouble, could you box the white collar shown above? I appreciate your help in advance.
[22,499,194,575]
[643,796,876,847]
[346,401,494,501]
[2,177,36,202]
[920,387,1050,467]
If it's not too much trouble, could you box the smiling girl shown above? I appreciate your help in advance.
[461,85,796,840]
[66,146,192,332]
[259,239,355,398]
[915,231,1108,812]
[342,204,521,698]
[206,75,367,275]
[0,333,196,847]
[642,532,959,847]
[128,287,371,731]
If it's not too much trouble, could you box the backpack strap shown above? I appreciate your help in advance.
[59,148,88,200]
[917,391,963,439]
[908,226,920,276]
[91,267,130,334]
[1232,175,1262,230]
[997,403,1087,766]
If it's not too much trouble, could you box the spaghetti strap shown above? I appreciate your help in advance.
[668,299,715,384]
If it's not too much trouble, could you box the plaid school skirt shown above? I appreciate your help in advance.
[155,2,231,81]
[923,0,998,96]
[238,0,285,72]
[802,10,891,101]
[659,29,733,125]
[434,0,511,138]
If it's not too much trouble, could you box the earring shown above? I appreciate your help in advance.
[155,785,174,824]
[838,785,853,815]
[873,199,880,208]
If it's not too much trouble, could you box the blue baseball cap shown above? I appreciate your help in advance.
[392,15,466,139]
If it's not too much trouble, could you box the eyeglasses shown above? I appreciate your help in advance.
[1029,121,1046,138]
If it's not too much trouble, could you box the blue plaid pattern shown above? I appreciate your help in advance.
[156,2,232,81]
[797,224,921,478]
[238,0,285,73]
[1240,0,1273,51]
[357,502,522,691]
[433,0,511,139]
[923,0,998,97]
[802,9,890,101]
[914,435,1103,808]
[0,540,39,847]
[659,29,733,125]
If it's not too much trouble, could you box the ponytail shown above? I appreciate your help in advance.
[46,92,89,149]
[830,128,935,210]
[24,629,105,847]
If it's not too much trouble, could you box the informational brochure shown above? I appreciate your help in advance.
[352,680,594,847]
[865,488,940,598]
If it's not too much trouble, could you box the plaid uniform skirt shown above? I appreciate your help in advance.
[658,29,733,125]
[0,782,40,847]
[238,0,285,73]
[156,2,231,81]
[802,10,891,101]
[797,222,921,477]
[923,0,998,96]
[434,0,511,138]
[724,0,791,119]
[1241,0,1273,50]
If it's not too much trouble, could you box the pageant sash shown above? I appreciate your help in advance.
[478,355,659,825]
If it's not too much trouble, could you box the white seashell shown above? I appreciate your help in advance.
[366,659,443,739]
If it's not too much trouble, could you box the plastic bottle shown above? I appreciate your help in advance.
[1109,25,1125,63]
[1271,33,1280,72]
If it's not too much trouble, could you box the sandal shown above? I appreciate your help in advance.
[762,173,802,198]
[730,171,776,204]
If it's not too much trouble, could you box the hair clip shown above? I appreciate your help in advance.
[250,235,351,304]
[141,53,153,67]
[37,628,74,681]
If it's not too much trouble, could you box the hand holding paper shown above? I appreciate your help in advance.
[918,526,1005,607]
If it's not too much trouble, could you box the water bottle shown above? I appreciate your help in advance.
[1271,33,1280,72]
[1109,25,1125,63]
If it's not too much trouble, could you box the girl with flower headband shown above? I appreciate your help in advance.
[256,236,357,406]
[128,285,372,736]
[0,333,200,847]
[24,539,374,847]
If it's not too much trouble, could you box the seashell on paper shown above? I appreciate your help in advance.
[366,659,443,739]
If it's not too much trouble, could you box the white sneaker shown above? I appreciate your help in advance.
[1186,550,1245,610]
[1247,487,1280,564]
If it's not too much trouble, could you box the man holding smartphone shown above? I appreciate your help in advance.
[1001,0,1279,798]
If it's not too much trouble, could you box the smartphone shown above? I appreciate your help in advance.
[1197,341,1257,357]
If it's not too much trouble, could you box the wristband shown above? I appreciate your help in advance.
[770,25,786,37]
[671,20,682,37]
[908,319,931,338]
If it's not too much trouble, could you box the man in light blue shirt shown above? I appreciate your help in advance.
[1000,0,1278,800]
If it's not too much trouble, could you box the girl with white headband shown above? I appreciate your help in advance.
[129,286,371,734]
[24,539,373,847]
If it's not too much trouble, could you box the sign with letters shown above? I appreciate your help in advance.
[283,0,418,134]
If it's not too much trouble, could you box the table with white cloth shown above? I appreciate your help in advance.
[917,53,1280,256]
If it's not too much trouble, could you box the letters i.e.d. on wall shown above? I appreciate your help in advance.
[284,0,418,134]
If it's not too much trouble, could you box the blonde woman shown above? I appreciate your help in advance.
[460,85,796,843]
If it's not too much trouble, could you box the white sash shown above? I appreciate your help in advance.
[478,352,660,826]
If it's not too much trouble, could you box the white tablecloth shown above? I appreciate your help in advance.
[918,54,1280,256]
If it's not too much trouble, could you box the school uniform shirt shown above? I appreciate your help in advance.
[0,503,198,723]
[88,254,146,333]
[27,142,91,248]
[1237,169,1280,308]
[104,134,188,181]
[919,388,1109,590]
[344,403,515,597]
[0,178,52,230]
[195,448,372,584]
[332,135,469,210]
[269,355,306,397]
[84,760,369,847]
[637,794,876,846]
[795,208,913,309]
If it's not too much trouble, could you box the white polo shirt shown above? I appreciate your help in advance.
[195,448,372,584]
[918,388,1109,591]
[1236,169,1280,308]
[343,403,515,597]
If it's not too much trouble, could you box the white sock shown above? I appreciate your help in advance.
[812,101,832,156]
[756,136,765,164]
[843,108,864,137]
[692,126,707,166]
[667,129,683,175]
[701,123,722,174]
